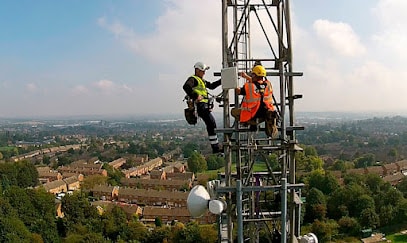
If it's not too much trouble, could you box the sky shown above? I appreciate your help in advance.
[1,0,406,118]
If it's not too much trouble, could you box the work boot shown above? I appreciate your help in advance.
[265,118,278,138]
[211,144,222,154]
[231,108,241,119]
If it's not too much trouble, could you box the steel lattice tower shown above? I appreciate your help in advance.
[215,0,305,242]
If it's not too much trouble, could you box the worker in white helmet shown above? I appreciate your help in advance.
[183,62,222,154]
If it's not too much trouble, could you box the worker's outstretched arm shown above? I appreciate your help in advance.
[205,79,221,90]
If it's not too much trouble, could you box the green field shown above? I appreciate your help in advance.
[377,223,407,242]
[387,233,407,242]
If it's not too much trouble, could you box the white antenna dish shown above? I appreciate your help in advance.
[208,199,226,215]
[299,233,318,243]
[187,185,210,217]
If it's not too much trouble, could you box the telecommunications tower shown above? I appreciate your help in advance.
[188,1,317,242]
[219,0,305,242]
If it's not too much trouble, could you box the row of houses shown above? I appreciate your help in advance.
[318,159,407,186]
[91,201,215,225]
[58,163,108,177]
[38,157,190,193]
[39,174,83,194]
[121,157,164,178]
[89,182,214,224]
[91,185,188,207]
[38,151,215,223]
[11,144,83,162]
[121,176,193,191]
[36,152,211,224]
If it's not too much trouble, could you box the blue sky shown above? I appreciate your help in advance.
[1,0,406,118]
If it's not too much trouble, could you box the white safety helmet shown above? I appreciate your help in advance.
[194,62,210,71]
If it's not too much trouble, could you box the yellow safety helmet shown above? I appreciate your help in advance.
[252,65,266,77]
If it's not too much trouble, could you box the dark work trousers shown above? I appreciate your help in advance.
[254,104,267,119]
[196,102,220,153]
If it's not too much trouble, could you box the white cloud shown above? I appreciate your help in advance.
[122,84,133,93]
[26,83,38,93]
[94,79,114,91]
[289,0,407,114]
[98,0,222,73]
[372,0,407,27]
[371,0,407,65]
[90,79,135,95]
[72,85,89,95]
[7,0,404,118]
[313,19,366,57]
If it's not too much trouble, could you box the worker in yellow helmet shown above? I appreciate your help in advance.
[239,60,263,83]
[235,65,278,137]
[183,62,223,154]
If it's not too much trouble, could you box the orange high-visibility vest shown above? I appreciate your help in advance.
[240,80,275,122]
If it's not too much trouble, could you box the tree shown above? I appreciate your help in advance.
[206,154,224,170]
[81,174,108,191]
[61,192,100,231]
[359,208,379,229]
[383,188,403,207]
[127,142,138,154]
[327,183,369,220]
[0,217,32,243]
[304,146,318,156]
[3,186,59,243]
[352,194,375,218]
[307,170,339,196]
[342,173,365,186]
[155,217,163,227]
[172,222,202,243]
[28,188,60,243]
[102,205,128,241]
[0,197,17,216]
[16,160,39,188]
[56,156,71,167]
[122,221,149,242]
[303,156,323,172]
[305,188,326,222]
[146,226,172,243]
[198,224,218,243]
[3,186,37,225]
[354,153,375,168]
[183,143,199,158]
[0,160,39,188]
[206,155,218,170]
[337,216,360,236]
[170,222,186,241]
[311,219,338,242]
[387,148,398,161]
[331,159,353,172]
[378,204,395,227]
[42,155,50,165]
[64,232,109,243]
[102,164,124,186]
[394,198,407,223]
[267,153,280,171]
[187,151,207,173]
[397,177,407,198]
[364,173,383,194]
